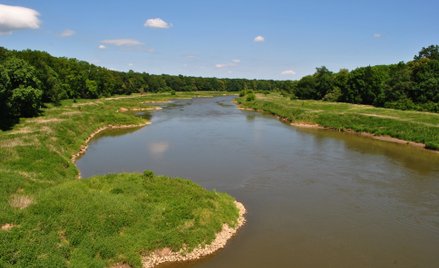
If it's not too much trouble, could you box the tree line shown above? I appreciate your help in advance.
[0,47,294,129]
[290,45,439,112]
[1,45,438,129]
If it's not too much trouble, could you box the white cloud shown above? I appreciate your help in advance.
[60,29,75,37]
[98,44,106,49]
[215,64,227,69]
[185,54,197,60]
[0,4,41,35]
[215,59,241,69]
[254,35,265,42]
[144,18,171,29]
[373,33,382,39]
[101,38,143,46]
[128,63,134,67]
[281,70,296,76]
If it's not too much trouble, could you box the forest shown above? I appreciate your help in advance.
[0,45,438,130]
[292,45,439,113]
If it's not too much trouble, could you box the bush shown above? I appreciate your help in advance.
[143,170,154,178]
[245,90,256,102]
[425,142,439,150]
[384,99,418,111]
[323,87,342,102]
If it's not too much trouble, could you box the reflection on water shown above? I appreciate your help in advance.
[91,126,143,139]
[295,127,439,176]
[134,111,152,120]
[148,141,170,158]
[77,96,439,268]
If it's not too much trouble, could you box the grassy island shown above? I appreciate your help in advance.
[237,93,439,150]
[0,92,243,267]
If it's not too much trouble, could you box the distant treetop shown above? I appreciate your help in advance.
[414,45,439,61]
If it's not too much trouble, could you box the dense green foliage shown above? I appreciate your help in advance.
[292,45,439,112]
[237,93,439,150]
[1,45,437,129]
[0,92,240,267]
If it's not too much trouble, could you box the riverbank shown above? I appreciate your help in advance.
[142,201,246,268]
[0,92,244,267]
[236,93,439,151]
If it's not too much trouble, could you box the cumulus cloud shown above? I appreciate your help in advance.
[60,29,75,37]
[144,18,171,29]
[281,70,296,76]
[254,35,265,42]
[0,4,41,35]
[215,59,241,69]
[101,38,143,46]
[373,33,382,39]
[98,44,106,49]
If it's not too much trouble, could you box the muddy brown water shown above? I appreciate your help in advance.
[77,96,439,268]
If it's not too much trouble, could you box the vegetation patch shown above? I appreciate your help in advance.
[0,92,242,267]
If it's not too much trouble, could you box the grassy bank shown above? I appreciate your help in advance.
[237,93,439,150]
[0,92,241,267]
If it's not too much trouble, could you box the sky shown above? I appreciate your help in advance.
[0,0,438,80]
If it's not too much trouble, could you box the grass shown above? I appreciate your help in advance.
[237,93,439,150]
[0,91,240,267]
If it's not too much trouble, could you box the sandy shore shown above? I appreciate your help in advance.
[141,201,246,268]
[289,118,429,149]
[290,119,430,150]
[290,122,324,129]
[118,107,162,112]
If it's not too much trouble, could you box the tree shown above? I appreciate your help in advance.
[414,45,439,61]
[314,66,334,99]
[346,66,388,105]
[3,57,41,89]
[0,65,11,117]
[85,79,99,98]
[10,86,43,117]
[384,62,412,102]
[295,75,317,99]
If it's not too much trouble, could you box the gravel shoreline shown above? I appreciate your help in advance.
[141,201,246,268]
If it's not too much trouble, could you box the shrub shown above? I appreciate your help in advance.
[245,91,256,102]
[143,170,154,178]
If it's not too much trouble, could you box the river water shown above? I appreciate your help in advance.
[77,96,439,268]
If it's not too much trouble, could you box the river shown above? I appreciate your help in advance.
[77,96,439,268]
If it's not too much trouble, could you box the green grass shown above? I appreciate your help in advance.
[237,93,439,150]
[0,92,239,267]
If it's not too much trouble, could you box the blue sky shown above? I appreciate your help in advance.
[0,0,438,80]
